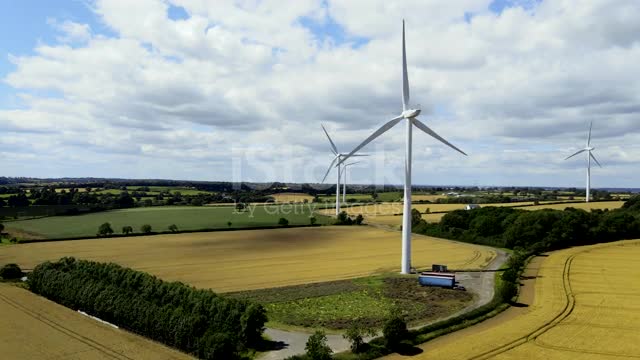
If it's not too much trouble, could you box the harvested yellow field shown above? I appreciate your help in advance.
[0,227,495,293]
[558,196,586,200]
[320,203,468,217]
[0,283,193,360]
[386,239,640,359]
[320,202,625,227]
[322,202,548,218]
[413,194,447,202]
[364,213,445,226]
[270,192,314,203]
[523,200,624,211]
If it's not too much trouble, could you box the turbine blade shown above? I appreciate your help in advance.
[349,154,370,157]
[321,156,338,183]
[587,121,593,147]
[590,152,602,168]
[345,161,362,166]
[338,115,404,165]
[412,118,467,156]
[402,20,410,110]
[565,149,586,160]
[321,124,339,155]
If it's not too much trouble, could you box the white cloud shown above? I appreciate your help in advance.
[47,19,92,44]
[1,0,640,187]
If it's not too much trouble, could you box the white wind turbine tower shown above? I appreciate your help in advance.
[338,20,467,274]
[565,121,602,203]
[321,125,367,216]
[342,161,362,203]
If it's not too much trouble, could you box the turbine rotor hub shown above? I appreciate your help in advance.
[402,108,421,118]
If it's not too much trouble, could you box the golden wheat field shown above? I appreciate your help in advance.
[412,194,448,202]
[321,201,626,227]
[318,202,467,217]
[0,283,193,360]
[522,200,624,211]
[385,239,640,359]
[269,192,314,203]
[0,227,495,293]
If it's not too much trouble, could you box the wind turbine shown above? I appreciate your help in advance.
[342,161,362,203]
[321,125,367,216]
[565,121,602,203]
[338,20,467,274]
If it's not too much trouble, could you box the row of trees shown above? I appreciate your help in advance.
[414,196,640,253]
[97,222,165,236]
[334,211,364,225]
[28,257,267,359]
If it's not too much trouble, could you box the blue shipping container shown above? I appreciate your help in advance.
[418,275,454,288]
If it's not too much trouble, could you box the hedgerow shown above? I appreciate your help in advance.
[28,257,266,359]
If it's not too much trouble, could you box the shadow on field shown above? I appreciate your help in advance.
[255,338,288,352]
[395,343,424,356]
[507,301,529,308]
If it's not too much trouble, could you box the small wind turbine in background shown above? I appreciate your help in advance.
[565,121,602,203]
[342,161,362,203]
[320,125,367,216]
[338,20,467,274]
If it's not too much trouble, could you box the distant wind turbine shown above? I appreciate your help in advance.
[338,20,467,274]
[321,125,367,216]
[565,121,602,203]
[342,161,362,203]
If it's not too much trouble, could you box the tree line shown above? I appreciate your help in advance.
[414,196,640,253]
[28,257,267,359]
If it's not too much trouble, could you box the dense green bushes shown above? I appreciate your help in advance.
[0,263,23,279]
[334,211,364,225]
[28,257,267,359]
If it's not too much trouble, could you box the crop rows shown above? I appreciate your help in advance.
[391,239,640,359]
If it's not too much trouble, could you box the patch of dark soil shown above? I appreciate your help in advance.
[288,316,381,330]
[226,278,361,303]
[382,277,473,303]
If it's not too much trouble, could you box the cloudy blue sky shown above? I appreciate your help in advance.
[1,0,639,188]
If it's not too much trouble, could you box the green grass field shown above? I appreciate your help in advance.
[229,276,472,330]
[4,205,329,239]
[124,186,213,195]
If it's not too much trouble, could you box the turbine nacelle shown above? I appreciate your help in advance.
[401,108,421,119]
[586,147,595,151]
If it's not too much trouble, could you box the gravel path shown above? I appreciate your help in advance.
[259,247,509,360]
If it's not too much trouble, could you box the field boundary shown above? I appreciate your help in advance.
[16,223,325,243]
